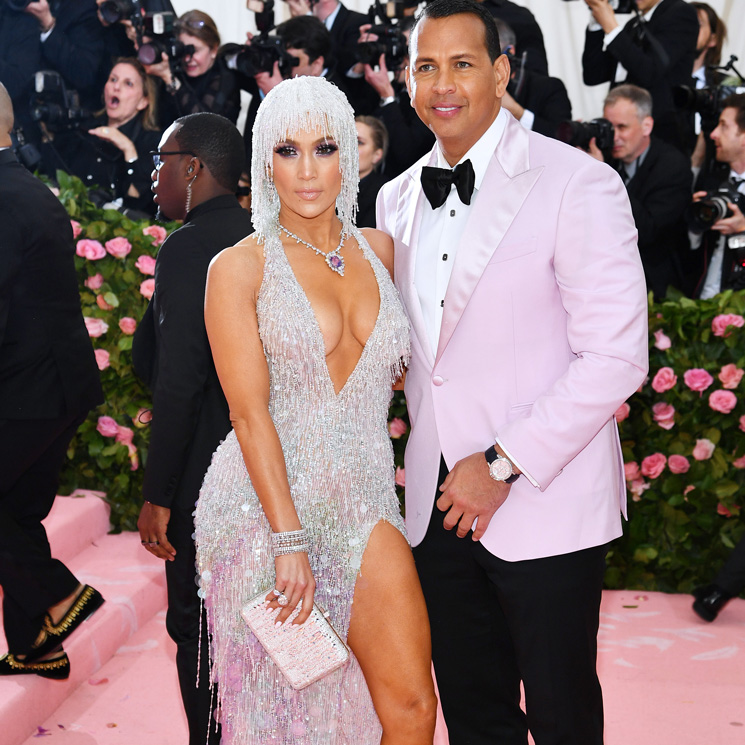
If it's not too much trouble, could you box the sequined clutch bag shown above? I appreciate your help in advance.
[241,590,350,690]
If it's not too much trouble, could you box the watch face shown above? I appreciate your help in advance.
[489,458,512,481]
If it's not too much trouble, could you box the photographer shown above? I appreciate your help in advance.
[355,115,389,227]
[144,10,241,128]
[481,0,548,75]
[40,58,161,216]
[586,84,692,300]
[581,0,698,153]
[24,0,106,110]
[495,19,572,140]
[691,94,745,298]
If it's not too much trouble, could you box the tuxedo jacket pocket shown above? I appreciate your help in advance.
[488,237,537,264]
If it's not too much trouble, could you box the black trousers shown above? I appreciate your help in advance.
[412,458,606,745]
[714,533,745,597]
[165,506,220,745]
[0,413,86,652]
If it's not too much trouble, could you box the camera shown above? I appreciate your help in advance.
[689,184,745,233]
[556,118,615,153]
[673,84,745,131]
[98,0,173,24]
[226,37,299,78]
[30,71,91,133]
[356,25,407,71]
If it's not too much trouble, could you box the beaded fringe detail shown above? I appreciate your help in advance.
[194,229,410,744]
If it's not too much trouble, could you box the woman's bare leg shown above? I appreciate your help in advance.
[347,521,437,745]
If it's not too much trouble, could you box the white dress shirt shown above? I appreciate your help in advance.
[414,108,508,356]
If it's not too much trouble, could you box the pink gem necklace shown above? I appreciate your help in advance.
[280,225,346,276]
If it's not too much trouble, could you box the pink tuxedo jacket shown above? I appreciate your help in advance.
[376,112,649,561]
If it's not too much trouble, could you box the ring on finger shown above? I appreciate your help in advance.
[277,593,289,607]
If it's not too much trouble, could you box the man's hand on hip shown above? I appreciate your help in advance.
[437,453,511,541]
[138,501,176,561]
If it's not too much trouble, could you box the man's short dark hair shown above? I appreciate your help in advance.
[276,16,331,65]
[722,93,745,133]
[174,113,244,191]
[411,0,501,64]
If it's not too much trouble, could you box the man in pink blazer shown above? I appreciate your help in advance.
[376,2,649,743]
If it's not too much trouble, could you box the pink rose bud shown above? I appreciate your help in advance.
[614,402,630,422]
[132,408,152,428]
[70,220,82,239]
[624,461,641,481]
[653,329,671,350]
[717,503,733,518]
[395,466,406,487]
[683,368,714,393]
[85,273,104,290]
[733,454,745,470]
[718,364,744,390]
[668,454,690,474]
[105,236,132,259]
[119,317,137,335]
[740,415,745,433]
[129,447,139,471]
[641,453,667,479]
[652,402,676,430]
[84,316,109,338]
[683,485,695,496]
[388,417,408,438]
[629,478,650,501]
[651,367,677,393]
[692,438,716,461]
[142,224,167,246]
[711,313,745,338]
[115,425,134,446]
[76,239,106,260]
[140,278,155,299]
[96,294,114,311]
[96,415,119,438]
[135,254,157,275]
[94,348,110,370]
[709,389,737,414]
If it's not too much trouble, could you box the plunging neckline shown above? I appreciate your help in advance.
[277,232,383,398]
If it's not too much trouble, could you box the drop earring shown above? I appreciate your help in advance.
[185,174,197,214]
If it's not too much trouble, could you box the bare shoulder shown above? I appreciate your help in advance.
[360,228,394,277]
[208,232,265,294]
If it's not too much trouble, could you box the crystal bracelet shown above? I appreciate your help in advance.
[271,528,309,556]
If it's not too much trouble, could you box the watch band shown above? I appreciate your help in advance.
[484,446,520,484]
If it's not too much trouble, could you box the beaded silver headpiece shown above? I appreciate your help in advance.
[251,76,359,240]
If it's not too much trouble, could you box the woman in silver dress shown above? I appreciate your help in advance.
[194,77,437,744]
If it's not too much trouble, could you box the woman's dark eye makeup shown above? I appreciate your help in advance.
[274,140,339,157]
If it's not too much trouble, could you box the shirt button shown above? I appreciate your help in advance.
[442,253,448,261]
[450,209,456,217]
[440,299,444,307]
[433,375,444,386]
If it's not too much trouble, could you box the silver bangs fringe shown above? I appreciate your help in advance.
[250,76,359,241]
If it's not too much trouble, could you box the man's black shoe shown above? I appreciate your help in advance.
[692,584,733,622]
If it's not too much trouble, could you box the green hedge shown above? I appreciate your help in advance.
[58,175,745,592]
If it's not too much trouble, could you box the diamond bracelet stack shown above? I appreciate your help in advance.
[271,528,309,556]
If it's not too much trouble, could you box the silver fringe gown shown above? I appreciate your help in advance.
[194,229,410,744]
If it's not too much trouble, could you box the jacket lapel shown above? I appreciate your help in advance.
[435,116,543,363]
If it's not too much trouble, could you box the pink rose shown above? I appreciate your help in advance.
[105,236,132,259]
[683,368,714,393]
[712,313,745,338]
[651,367,677,393]
[717,503,733,518]
[115,425,134,447]
[143,224,167,246]
[693,438,716,461]
[668,454,690,474]
[653,330,671,350]
[709,389,737,414]
[641,453,667,479]
[624,461,641,481]
[614,402,630,422]
[733,454,745,469]
[135,254,157,275]
[96,415,119,438]
[132,408,152,428]
[119,317,137,335]
[629,479,650,501]
[140,278,155,299]
[76,239,106,260]
[85,273,103,290]
[652,402,676,430]
[94,348,110,370]
[96,294,114,311]
[395,467,405,487]
[84,316,109,338]
[388,417,408,438]
[719,364,744,390]
[70,220,82,239]
[740,415,745,433]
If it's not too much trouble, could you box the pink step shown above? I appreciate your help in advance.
[43,491,111,566]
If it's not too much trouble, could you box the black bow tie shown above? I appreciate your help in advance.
[421,160,475,210]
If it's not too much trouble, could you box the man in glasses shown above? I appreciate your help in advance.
[133,112,252,745]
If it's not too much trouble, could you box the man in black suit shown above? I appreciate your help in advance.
[495,19,572,139]
[582,0,698,153]
[133,112,253,745]
[480,0,548,75]
[587,84,692,300]
[0,82,104,680]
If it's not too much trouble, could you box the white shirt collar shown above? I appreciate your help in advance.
[435,108,508,191]
[644,2,661,21]
[323,3,341,31]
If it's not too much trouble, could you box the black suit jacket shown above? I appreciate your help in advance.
[482,0,548,75]
[0,149,103,420]
[132,195,253,511]
[582,0,698,149]
[512,68,572,139]
[617,136,691,299]
[327,3,368,78]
